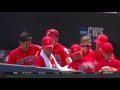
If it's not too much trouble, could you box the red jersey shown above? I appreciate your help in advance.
[5,44,41,65]
[52,43,70,66]
[68,57,97,72]
[34,50,56,68]
[68,60,84,70]
[95,59,120,72]
[93,49,116,62]
[82,49,94,59]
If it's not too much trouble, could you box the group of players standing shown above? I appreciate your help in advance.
[4,28,120,72]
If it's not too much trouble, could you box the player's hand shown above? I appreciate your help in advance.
[60,65,75,71]
[99,66,117,72]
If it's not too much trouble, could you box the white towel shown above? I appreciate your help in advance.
[40,50,63,70]
[40,50,74,71]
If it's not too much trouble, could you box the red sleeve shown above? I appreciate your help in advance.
[34,56,45,67]
[36,45,42,50]
[35,50,41,57]
[95,63,103,72]
[68,62,79,70]
[60,47,71,66]
[61,47,70,59]
[4,51,16,64]
[32,44,42,51]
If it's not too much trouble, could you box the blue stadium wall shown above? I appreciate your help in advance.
[0,12,120,59]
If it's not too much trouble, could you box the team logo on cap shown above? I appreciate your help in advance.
[47,40,50,44]
[74,47,77,51]
[108,51,111,53]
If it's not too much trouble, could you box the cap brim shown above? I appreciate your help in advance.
[71,51,81,56]
[100,48,113,53]
[47,34,59,37]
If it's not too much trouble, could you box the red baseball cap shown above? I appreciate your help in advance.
[46,29,59,37]
[95,34,108,45]
[101,42,113,53]
[71,44,82,56]
[41,36,53,48]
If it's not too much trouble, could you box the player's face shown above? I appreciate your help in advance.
[80,40,91,54]
[50,36,58,45]
[101,51,112,59]
[20,40,31,52]
[72,52,82,60]
[43,47,53,56]
[96,43,101,50]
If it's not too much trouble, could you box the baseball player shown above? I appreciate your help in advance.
[95,34,109,50]
[34,36,70,71]
[93,34,116,62]
[68,44,97,72]
[95,42,120,72]
[80,35,94,58]
[46,28,72,66]
[5,31,41,65]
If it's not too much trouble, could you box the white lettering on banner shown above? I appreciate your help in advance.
[80,31,87,34]
[87,27,92,36]
[87,27,104,37]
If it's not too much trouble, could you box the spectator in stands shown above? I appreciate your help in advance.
[46,28,72,66]
[5,31,41,65]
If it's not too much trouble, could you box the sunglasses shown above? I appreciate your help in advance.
[81,44,92,47]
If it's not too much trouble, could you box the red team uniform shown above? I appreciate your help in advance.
[95,59,120,72]
[95,42,120,72]
[68,57,97,72]
[34,43,69,67]
[68,60,84,70]
[5,44,40,65]
[52,43,70,66]
[34,52,56,68]
[46,29,71,66]
[93,34,116,62]
[93,49,115,62]
[34,36,59,69]
[82,49,94,59]
[68,44,97,72]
